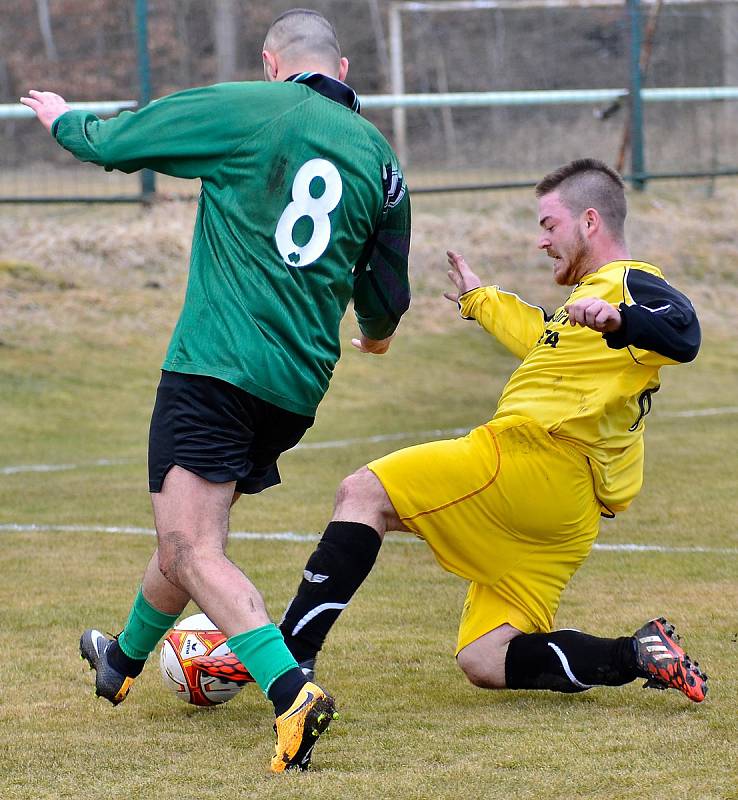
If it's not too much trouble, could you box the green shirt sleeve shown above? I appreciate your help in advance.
[52,84,273,179]
[352,162,411,340]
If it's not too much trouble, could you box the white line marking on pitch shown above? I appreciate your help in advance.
[0,523,736,554]
[2,405,737,476]
[0,458,130,475]
[0,428,469,474]
[663,406,738,418]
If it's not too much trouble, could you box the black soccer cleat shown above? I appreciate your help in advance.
[79,629,135,706]
[633,617,708,703]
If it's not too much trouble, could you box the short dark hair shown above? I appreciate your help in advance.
[536,158,627,239]
[264,9,341,65]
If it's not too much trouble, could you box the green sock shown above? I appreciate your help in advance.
[117,588,180,661]
[227,624,299,696]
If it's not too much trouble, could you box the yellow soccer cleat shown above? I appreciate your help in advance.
[271,682,338,772]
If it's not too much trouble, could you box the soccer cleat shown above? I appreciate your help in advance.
[271,681,338,773]
[193,652,316,683]
[633,617,708,703]
[79,629,135,706]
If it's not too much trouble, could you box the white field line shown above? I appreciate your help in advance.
[2,406,737,476]
[0,458,131,475]
[663,406,738,418]
[0,523,736,554]
[0,428,469,475]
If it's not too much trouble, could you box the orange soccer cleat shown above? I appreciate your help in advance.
[634,617,708,703]
[193,652,316,683]
[192,651,255,684]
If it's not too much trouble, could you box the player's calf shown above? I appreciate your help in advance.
[494,621,707,702]
[504,628,638,693]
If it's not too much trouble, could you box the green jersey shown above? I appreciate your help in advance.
[53,74,411,416]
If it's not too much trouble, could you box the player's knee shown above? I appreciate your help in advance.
[456,648,506,690]
[336,468,364,503]
[335,466,384,506]
[157,530,196,587]
[334,466,398,533]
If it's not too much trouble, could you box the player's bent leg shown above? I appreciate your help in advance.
[458,625,641,694]
[153,466,336,767]
[503,629,641,693]
[198,467,406,679]
[497,621,707,702]
[151,465,271,635]
[279,466,408,667]
[456,624,523,689]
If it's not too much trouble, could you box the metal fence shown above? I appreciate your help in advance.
[1,0,737,201]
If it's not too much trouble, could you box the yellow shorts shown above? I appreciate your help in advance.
[368,415,601,653]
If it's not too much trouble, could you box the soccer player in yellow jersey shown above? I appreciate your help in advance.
[197,159,707,705]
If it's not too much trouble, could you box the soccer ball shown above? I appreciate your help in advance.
[159,612,244,707]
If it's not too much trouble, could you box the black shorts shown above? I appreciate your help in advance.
[148,370,314,494]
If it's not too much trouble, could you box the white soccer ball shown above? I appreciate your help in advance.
[159,612,243,706]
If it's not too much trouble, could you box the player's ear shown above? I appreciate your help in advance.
[583,208,599,235]
[262,50,278,82]
[338,57,349,82]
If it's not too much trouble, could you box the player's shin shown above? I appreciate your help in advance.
[504,629,639,692]
[115,587,181,674]
[279,521,382,663]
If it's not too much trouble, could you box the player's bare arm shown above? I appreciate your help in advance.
[20,90,70,133]
[351,333,393,354]
[444,250,482,302]
[565,297,622,333]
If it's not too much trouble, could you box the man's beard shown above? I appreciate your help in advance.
[556,231,589,285]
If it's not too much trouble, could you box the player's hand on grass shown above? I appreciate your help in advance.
[20,90,71,133]
[351,334,393,354]
[565,297,622,333]
[444,250,482,302]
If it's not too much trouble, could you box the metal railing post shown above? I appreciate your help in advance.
[628,0,646,190]
[389,3,408,165]
[135,0,155,200]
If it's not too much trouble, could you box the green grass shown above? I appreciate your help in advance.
[1,195,737,799]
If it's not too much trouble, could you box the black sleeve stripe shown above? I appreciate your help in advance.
[603,268,701,363]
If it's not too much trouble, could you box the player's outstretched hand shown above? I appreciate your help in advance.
[565,297,622,333]
[20,90,70,133]
[444,250,482,303]
[351,334,393,355]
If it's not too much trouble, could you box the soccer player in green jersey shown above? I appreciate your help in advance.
[197,159,708,712]
[22,9,410,772]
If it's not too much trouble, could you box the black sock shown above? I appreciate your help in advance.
[280,521,382,663]
[505,629,639,693]
[108,638,146,678]
[268,667,308,716]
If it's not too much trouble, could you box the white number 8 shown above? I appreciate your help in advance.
[275,158,343,267]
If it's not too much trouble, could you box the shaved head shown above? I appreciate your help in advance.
[264,9,341,73]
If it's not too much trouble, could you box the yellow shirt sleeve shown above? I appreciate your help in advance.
[458,286,547,360]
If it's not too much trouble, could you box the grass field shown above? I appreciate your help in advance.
[1,185,737,800]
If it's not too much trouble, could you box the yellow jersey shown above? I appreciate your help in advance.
[458,260,700,514]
